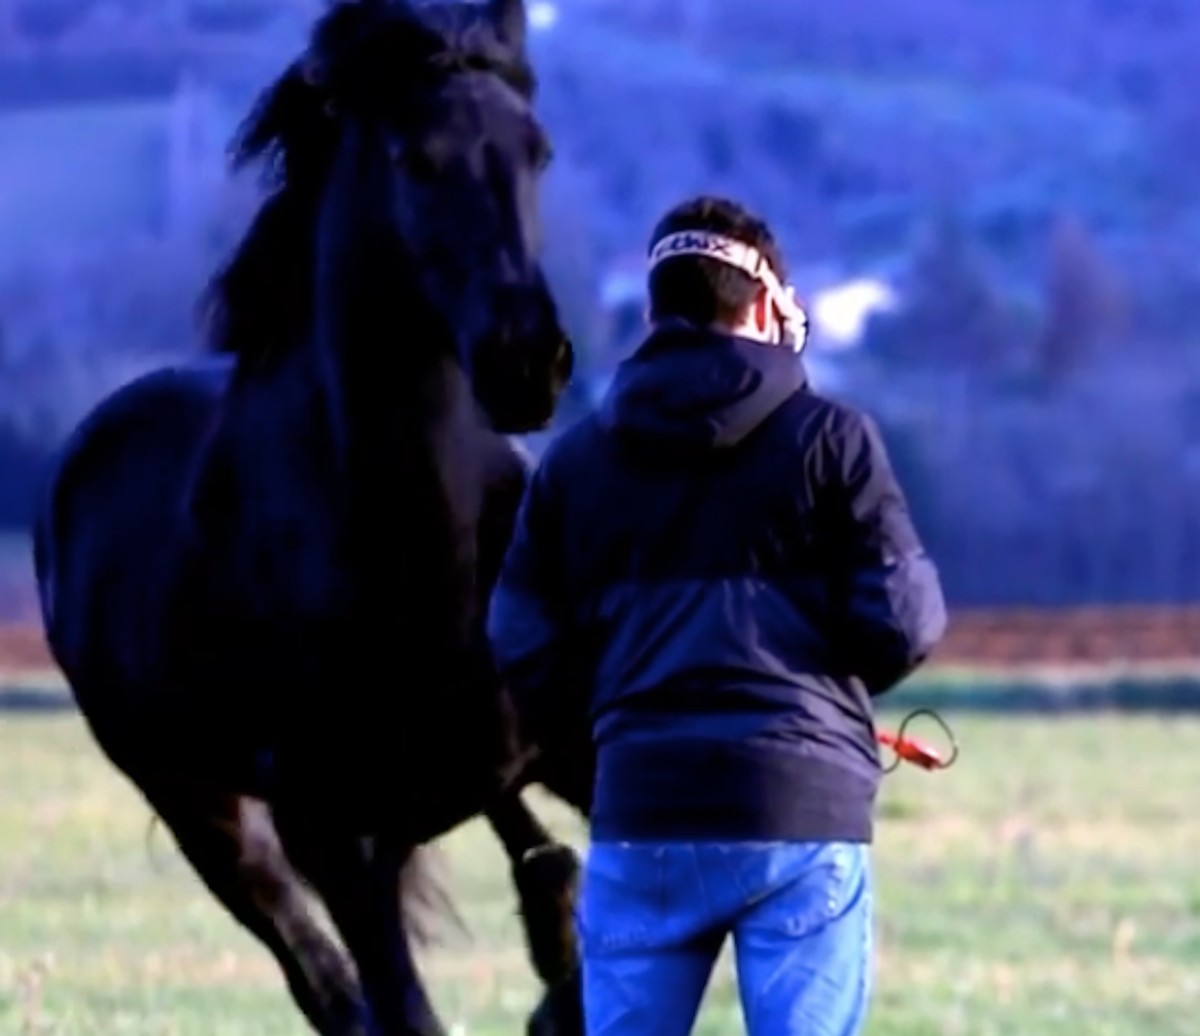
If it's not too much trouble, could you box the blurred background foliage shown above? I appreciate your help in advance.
[0,0,1197,606]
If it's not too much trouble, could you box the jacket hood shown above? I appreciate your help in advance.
[598,321,808,453]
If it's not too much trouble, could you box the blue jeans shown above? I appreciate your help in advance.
[578,841,872,1036]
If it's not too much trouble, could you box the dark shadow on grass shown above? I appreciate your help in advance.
[4,680,1200,717]
[884,678,1200,714]
[0,686,74,714]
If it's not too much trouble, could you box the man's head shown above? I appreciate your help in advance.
[646,196,806,349]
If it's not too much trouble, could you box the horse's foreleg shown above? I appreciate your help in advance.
[485,789,583,1036]
[485,793,581,988]
[272,797,442,1036]
[514,742,597,1036]
[146,787,369,1036]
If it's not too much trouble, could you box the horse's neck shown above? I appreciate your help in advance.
[214,344,477,528]
[280,345,488,639]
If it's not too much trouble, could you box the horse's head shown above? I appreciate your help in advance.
[296,0,572,434]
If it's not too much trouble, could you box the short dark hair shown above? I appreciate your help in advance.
[646,196,786,327]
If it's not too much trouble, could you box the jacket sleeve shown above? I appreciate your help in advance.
[825,409,948,696]
[485,457,572,742]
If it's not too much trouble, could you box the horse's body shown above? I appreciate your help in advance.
[41,351,526,810]
[33,2,590,1033]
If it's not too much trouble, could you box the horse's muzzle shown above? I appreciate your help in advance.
[477,334,573,434]
[471,287,575,433]
[546,336,575,391]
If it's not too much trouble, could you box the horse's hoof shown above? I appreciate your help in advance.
[527,970,583,1036]
[517,842,580,890]
[515,843,581,984]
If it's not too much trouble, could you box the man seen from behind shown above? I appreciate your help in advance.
[487,196,948,1036]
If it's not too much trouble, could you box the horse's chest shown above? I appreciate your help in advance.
[184,398,484,686]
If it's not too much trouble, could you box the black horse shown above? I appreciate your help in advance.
[32,1,592,1033]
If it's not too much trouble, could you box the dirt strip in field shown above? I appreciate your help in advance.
[1,608,1198,683]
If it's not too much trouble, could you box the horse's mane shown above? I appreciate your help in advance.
[202,0,535,369]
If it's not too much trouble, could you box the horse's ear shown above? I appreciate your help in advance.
[489,0,526,53]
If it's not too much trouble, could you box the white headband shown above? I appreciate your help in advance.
[649,230,809,352]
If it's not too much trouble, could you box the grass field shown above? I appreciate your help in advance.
[2,708,1198,1036]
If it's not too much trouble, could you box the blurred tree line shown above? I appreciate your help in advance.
[841,211,1199,607]
[1,0,1198,608]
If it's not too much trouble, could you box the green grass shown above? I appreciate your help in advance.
[2,710,1198,1035]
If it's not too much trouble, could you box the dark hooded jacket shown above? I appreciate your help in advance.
[487,322,947,842]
